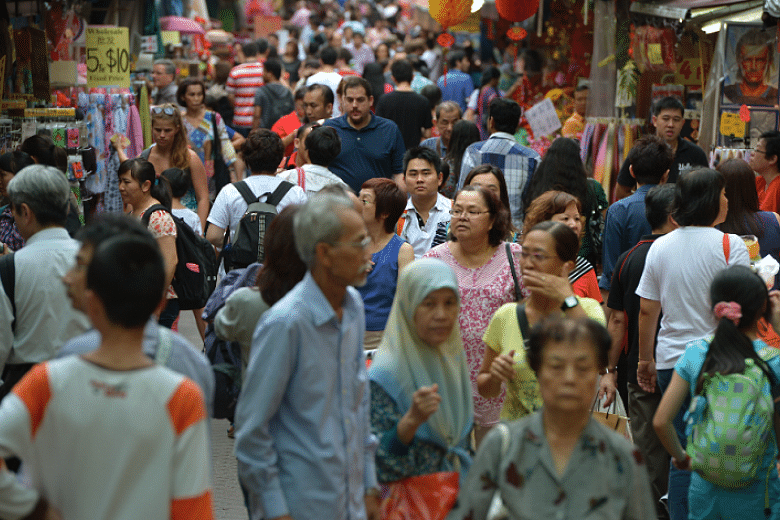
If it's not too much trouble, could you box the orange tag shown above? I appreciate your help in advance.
[739,104,751,122]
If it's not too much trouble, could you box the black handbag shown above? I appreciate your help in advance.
[212,112,231,195]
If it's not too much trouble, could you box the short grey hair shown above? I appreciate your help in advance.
[294,192,355,268]
[8,165,71,227]
[154,59,176,76]
[435,101,462,120]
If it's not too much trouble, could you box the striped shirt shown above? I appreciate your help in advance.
[458,132,540,230]
[226,61,264,128]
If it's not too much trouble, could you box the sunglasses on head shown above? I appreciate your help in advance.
[151,106,177,116]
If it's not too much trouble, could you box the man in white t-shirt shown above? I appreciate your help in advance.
[277,124,348,196]
[305,46,344,117]
[206,130,307,249]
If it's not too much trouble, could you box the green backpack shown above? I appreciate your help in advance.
[685,356,776,488]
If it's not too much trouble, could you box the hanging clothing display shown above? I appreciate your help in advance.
[581,118,643,204]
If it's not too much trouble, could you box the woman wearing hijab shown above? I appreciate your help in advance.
[369,258,474,483]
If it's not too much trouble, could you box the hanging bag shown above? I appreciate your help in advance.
[379,472,459,520]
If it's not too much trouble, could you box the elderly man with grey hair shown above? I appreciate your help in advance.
[234,191,380,520]
[151,59,177,105]
[0,165,90,400]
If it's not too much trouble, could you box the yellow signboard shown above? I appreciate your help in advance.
[720,112,746,138]
[647,43,663,65]
[86,26,130,88]
[161,31,181,46]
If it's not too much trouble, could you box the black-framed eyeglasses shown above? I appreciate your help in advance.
[519,251,555,263]
[151,106,176,115]
[449,209,489,218]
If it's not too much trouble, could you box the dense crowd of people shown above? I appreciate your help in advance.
[4,2,780,519]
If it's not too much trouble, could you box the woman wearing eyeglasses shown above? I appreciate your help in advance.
[477,221,604,422]
[423,185,523,446]
[117,104,209,229]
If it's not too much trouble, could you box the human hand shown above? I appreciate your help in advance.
[598,372,617,407]
[672,454,691,471]
[45,506,64,520]
[521,269,573,306]
[489,351,517,384]
[769,290,780,332]
[0,243,11,256]
[408,384,441,426]
[637,361,657,393]
[365,494,380,520]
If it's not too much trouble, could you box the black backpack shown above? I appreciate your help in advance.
[224,181,293,271]
[142,205,218,310]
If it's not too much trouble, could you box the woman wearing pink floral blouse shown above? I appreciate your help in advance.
[424,185,523,446]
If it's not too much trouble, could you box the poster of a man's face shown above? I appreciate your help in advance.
[722,24,779,107]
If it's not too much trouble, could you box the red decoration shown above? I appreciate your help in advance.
[429,0,472,30]
[437,33,456,48]
[496,0,539,23]
[507,27,527,41]
[740,104,751,123]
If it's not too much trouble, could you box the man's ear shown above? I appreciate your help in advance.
[629,165,636,180]
[659,169,670,185]
[314,242,331,269]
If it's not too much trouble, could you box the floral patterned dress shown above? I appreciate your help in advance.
[182,110,237,201]
[145,207,177,299]
[424,242,524,427]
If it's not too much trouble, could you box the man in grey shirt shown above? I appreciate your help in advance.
[151,59,178,105]
[58,213,214,416]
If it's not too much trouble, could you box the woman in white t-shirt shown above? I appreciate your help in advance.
[205,129,306,253]
[635,167,749,520]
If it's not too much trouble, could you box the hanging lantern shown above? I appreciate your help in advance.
[496,0,539,23]
[429,0,472,32]
[507,27,527,41]
[437,33,456,48]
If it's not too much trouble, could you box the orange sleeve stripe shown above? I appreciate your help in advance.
[166,379,207,435]
[12,363,51,439]
[171,491,213,520]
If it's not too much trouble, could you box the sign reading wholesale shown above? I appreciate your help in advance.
[86,26,130,89]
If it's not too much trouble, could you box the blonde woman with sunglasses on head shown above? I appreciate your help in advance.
[117,104,209,228]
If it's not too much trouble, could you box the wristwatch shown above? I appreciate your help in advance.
[560,295,579,311]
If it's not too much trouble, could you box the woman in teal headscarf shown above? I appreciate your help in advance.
[369,258,474,483]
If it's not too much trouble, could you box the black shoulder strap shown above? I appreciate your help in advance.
[140,147,151,160]
[233,181,258,205]
[515,303,530,342]
[266,181,295,206]
[140,204,170,226]
[0,253,15,333]
[505,243,520,302]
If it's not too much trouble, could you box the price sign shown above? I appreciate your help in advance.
[140,35,157,54]
[647,44,663,65]
[85,26,130,88]
[720,112,746,138]
[674,58,702,86]
[525,98,562,138]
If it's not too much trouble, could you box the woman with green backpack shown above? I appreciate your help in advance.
[653,265,780,520]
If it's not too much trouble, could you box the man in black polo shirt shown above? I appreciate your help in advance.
[614,97,708,200]
[602,184,676,520]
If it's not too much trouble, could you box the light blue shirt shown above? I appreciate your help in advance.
[235,271,377,520]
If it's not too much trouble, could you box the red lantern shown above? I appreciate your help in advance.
[437,33,455,48]
[429,0,472,31]
[496,0,539,23]
[507,27,527,41]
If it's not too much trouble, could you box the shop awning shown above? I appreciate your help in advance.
[630,0,763,24]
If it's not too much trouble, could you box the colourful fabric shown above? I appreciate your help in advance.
[225,61,265,128]
[562,112,585,139]
[757,175,780,214]
[271,111,302,157]
[0,206,24,251]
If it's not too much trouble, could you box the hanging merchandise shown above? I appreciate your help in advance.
[632,26,677,73]
[495,0,539,23]
[428,0,472,35]
[616,60,639,110]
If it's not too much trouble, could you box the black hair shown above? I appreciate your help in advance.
[443,120,481,189]
[362,62,385,104]
[87,235,166,328]
[305,83,335,107]
[176,77,206,107]
[519,49,544,75]
[673,168,724,227]
[305,126,341,167]
[644,184,676,231]
[487,98,521,134]
[420,84,442,111]
[263,59,283,80]
[524,137,588,216]
[241,41,259,57]
[160,167,191,199]
[341,75,373,98]
[362,177,407,233]
[760,131,780,164]
[20,135,57,168]
[337,48,353,63]
[0,151,34,175]
[243,129,285,174]
[527,316,610,373]
[652,96,685,117]
[256,38,269,56]
[76,213,156,250]
[117,158,172,210]
[447,49,466,69]
[403,146,441,175]
[575,84,589,92]
[717,158,764,238]
[526,220,579,263]
[695,265,771,394]
[390,59,413,84]
[463,164,513,229]
[480,66,500,87]
[256,205,307,306]
[319,46,338,66]
[627,135,674,185]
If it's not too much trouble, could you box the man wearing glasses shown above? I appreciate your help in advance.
[234,192,380,520]
[751,130,780,212]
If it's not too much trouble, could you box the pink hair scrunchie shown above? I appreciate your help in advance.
[713,301,742,326]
